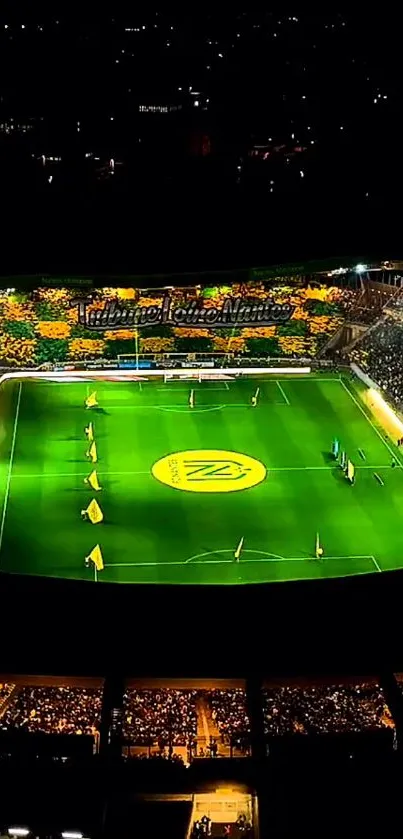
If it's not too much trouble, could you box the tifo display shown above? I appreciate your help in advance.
[0,371,402,585]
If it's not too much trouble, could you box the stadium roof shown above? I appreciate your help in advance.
[0,256,398,290]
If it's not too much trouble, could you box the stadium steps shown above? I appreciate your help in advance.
[0,684,18,719]
[196,698,221,756]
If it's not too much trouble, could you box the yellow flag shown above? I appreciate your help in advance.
[84,498,103,524]
[234,536,244,561]
[315,533,323,559]
[85,422,94,442]
[85,391,98,409]
[86,544,104,570]
[84,470,102,491]
[251,387,260,406]
[86,441,97,463]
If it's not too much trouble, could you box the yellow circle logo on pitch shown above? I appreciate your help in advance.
[152,449,267,493]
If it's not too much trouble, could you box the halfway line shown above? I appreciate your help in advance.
[10,465,395,479]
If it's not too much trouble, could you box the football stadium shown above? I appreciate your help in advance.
[2,261,403,838]
[0,259,403,589]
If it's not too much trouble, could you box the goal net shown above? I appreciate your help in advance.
[163,371,238,383]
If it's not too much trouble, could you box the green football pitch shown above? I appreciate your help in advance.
[0,373,402,586]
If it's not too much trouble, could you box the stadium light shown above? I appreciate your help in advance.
[355,263,367,273]
[8,829,30,838]
[61,833,83,839]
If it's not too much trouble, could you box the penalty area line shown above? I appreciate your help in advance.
[371,556,382,573]
[276,380,290,405]
[103,553,377,570]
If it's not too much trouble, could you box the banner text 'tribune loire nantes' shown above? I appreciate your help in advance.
[71,295,294,330]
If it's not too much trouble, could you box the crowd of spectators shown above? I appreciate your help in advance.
[349,316,403,409]
[126,750,185,765]
[123,689,198,745]
[263,683,393,735]
[0,683,395,745]
[345,285,396,325]
[385,290,403,315]
[0,686,102,735]
[206,689,250,739]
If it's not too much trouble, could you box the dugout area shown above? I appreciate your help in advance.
[0,371,402,586]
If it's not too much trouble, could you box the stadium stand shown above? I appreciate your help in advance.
[263,683,394,735]
[123,688,198,746]
[206,689,250,742]
[349,316,403,409]
[0,675,402,838]
[0,685,102,735]
[3,683,392,747]
[343,281,400,325]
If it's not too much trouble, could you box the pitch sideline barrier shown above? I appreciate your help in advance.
[350,362,403,440]
[0,367,312,385]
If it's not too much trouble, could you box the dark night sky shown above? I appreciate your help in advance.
[0,10,402,273]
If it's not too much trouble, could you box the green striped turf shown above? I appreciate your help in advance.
[0,374,402,585]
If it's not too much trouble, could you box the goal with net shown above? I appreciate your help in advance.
[163,371,238,383]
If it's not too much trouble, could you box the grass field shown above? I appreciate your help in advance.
[0,373,402,586]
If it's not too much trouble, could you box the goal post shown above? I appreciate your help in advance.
[163,371,239,383]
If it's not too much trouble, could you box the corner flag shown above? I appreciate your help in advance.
[82,498,104,524]
[85,544,104,571]
[85,422,94,442]
[234,537,244,561]
[85,391,98,409]
[86,441,98,463]
[84,469,102,491]
[315,532,323,559]
[189,389,194,408]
